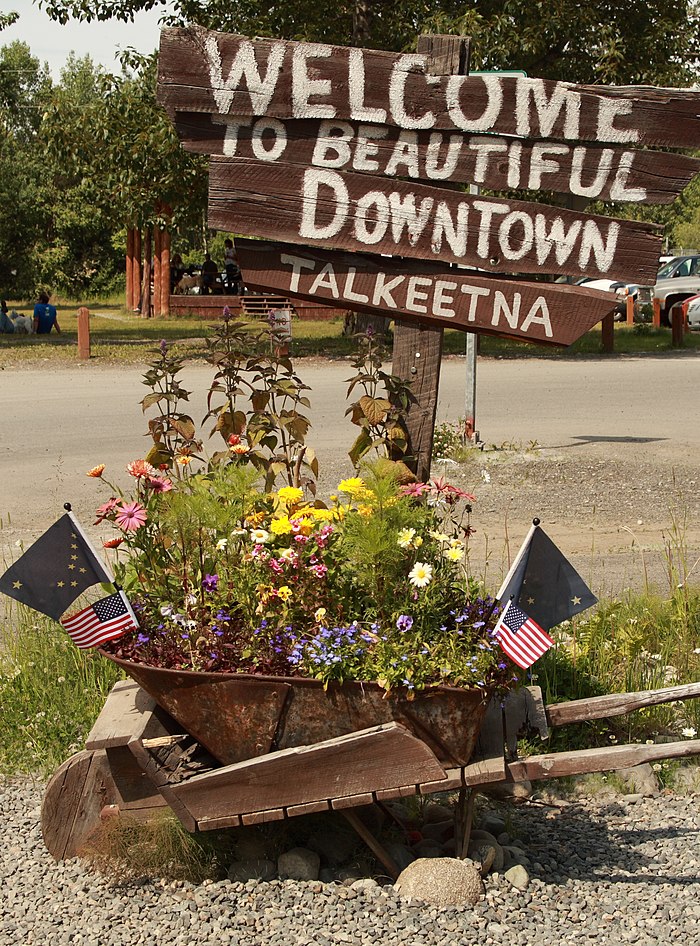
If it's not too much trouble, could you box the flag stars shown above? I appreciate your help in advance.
[79,567,86,574]
[70,581,78,587]
[571,595,581,606]
[526,596,535,605]
[12,580,22,589]
[56,581,65,588]
[70,555,78,561]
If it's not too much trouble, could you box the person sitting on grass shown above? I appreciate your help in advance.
[0,300,14,333]
[33,291,61,335]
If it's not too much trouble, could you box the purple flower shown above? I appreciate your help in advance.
[136,633,150,645]
[202,573,219,592]
[159,338,168,355]
[396,614,414,632]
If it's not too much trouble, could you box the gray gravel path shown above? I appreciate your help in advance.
[2,779,699,946]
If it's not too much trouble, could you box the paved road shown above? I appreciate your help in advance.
[1,353,698,547]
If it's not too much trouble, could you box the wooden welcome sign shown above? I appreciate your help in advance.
[158,26,700,345]
[158,25,700,478]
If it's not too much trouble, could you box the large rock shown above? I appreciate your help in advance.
[277,847,321,881]
[395,857,484,907]
[481,780,533,801]
[306,821,358,866]
[421,819,455,844]
[504,864,530,890]
[614,763,659,796]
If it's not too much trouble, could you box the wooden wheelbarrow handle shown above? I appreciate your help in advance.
[546,681,700,727]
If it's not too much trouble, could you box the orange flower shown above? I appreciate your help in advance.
[126,459,157,478]
[86,464,105,478]
[103,537,124,549]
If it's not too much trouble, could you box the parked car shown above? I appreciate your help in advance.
[574,277,641,321]
[654,273,700,326]
[682,294,700,329]
[656,255,700,280]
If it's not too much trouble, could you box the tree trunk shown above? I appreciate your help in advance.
[160,228,171,317]
[153,227,162,317]
[126,228,134,311]
[353,0,371,46]
[132,228,142,314]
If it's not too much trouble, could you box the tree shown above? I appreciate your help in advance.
[39,0,700,86]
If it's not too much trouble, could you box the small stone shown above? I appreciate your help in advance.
[614,764,660,797]
[504,864,530,891]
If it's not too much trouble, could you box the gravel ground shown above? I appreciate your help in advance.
[2,779,699,946]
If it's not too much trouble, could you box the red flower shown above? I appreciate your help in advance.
[227,434,241,446]
[86,464,105,478]
[103,537,124,549]
[94,497,120,524]
[399,482,431,497]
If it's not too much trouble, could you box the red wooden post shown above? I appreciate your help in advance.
[601,312,614,352]
[652,297,662,327]
[132,229,142,313]
[153,227,162,317]
[671,305,685,347]
[77,306,90,360]
[126,229,134,311]
[626,294,635,325]
[160,228,171,317]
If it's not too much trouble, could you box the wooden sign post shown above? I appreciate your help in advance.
[157,26,700,480]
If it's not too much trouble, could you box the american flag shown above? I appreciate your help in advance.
[494,601,554,670]
[60,591,138,649]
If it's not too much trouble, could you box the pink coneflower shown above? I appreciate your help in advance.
[86,464,105,478]
[148,476,173,493]
[103,537,124,549]
[94,497,120,524]
[127,459,158,479]
[399,482,431,497]
[115,501,147,531]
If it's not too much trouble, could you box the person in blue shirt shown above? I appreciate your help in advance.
[33,292,61,335]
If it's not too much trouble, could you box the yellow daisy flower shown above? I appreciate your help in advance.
[270,516,293,535]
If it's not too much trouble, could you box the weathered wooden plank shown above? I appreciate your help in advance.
[285,799,331,817]
[507,738,700,781]
[174,112,700,205]
[236,239,619,347]
[158,28,700,149]
[546,681,700,727]
[463,756,507,786]
[374,784,418,801]
[419,767,463,793]
[340,808,401,880]
[242,809,285,825]
[169,723,444,823]
[197,813,242,830]
[209,158,661,284]
[331,792,375,810]
[85,680,157,750]
[127,738,197,832]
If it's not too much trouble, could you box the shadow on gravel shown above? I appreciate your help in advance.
[521,799,698,886]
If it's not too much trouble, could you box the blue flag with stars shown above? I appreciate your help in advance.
[497,524,597,631]
[0,512,113,620]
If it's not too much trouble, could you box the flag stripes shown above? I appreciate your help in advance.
[60,591,137,649]
[494,602,554,670]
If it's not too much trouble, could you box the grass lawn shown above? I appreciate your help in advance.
[1,301,698,365]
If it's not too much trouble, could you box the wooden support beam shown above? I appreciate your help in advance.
[546,680,700,727]
[601,312,614,352]
[391,34,469,482]
[77,306,90,361]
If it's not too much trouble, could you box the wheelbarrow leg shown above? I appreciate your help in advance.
[339,808,401,881]
[455,787,476,859]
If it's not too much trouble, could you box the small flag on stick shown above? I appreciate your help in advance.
[60,591,138,649]
[0,511,114,620]
[494,600,554,670]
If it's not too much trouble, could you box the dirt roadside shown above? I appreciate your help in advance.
[1,354,698,600]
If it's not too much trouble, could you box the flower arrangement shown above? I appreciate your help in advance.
[87,312,520,698]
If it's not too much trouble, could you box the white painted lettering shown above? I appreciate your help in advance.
[469,137,508,184]
[348,49,388,123]
[292,44,336,119]
[473,200,510,259]
[596,98,639,143]
[353,125,389,173]
[521,297,553,336]
[388,193,434,246]
[570,146,613,198]
[506,141,523,188]
[280,253,316,292]
[425,133,462,180]
[299,169,349,239]
[609,152,646,202]
[515,79,580,139]
[459,284,491,321]
[431,201,469,256]
[405,276,432,313]
[311,121,353,168]
[343,268,370,303]
[389,54,435,129]
[205,37,285,115]
[499,211,535,261]
[354,191,390,244]
[250,118,288,161]
[372,273,405,308]
[527,143,569,189]
[492,291,521,330]
[447,75,503,132]
[534,215,582,266]
[578,220,620,272]
[212,116,251,157]
[385,131,420,177]
[433,280,457,318]
[309,262,340,298]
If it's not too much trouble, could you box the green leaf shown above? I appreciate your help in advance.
[348,429,372,467]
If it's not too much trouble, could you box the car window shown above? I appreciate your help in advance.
[657,259,679,279]
[691,258,700,275]
[676,259,692,277]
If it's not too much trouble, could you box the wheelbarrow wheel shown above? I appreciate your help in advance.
[41,749,118,860]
